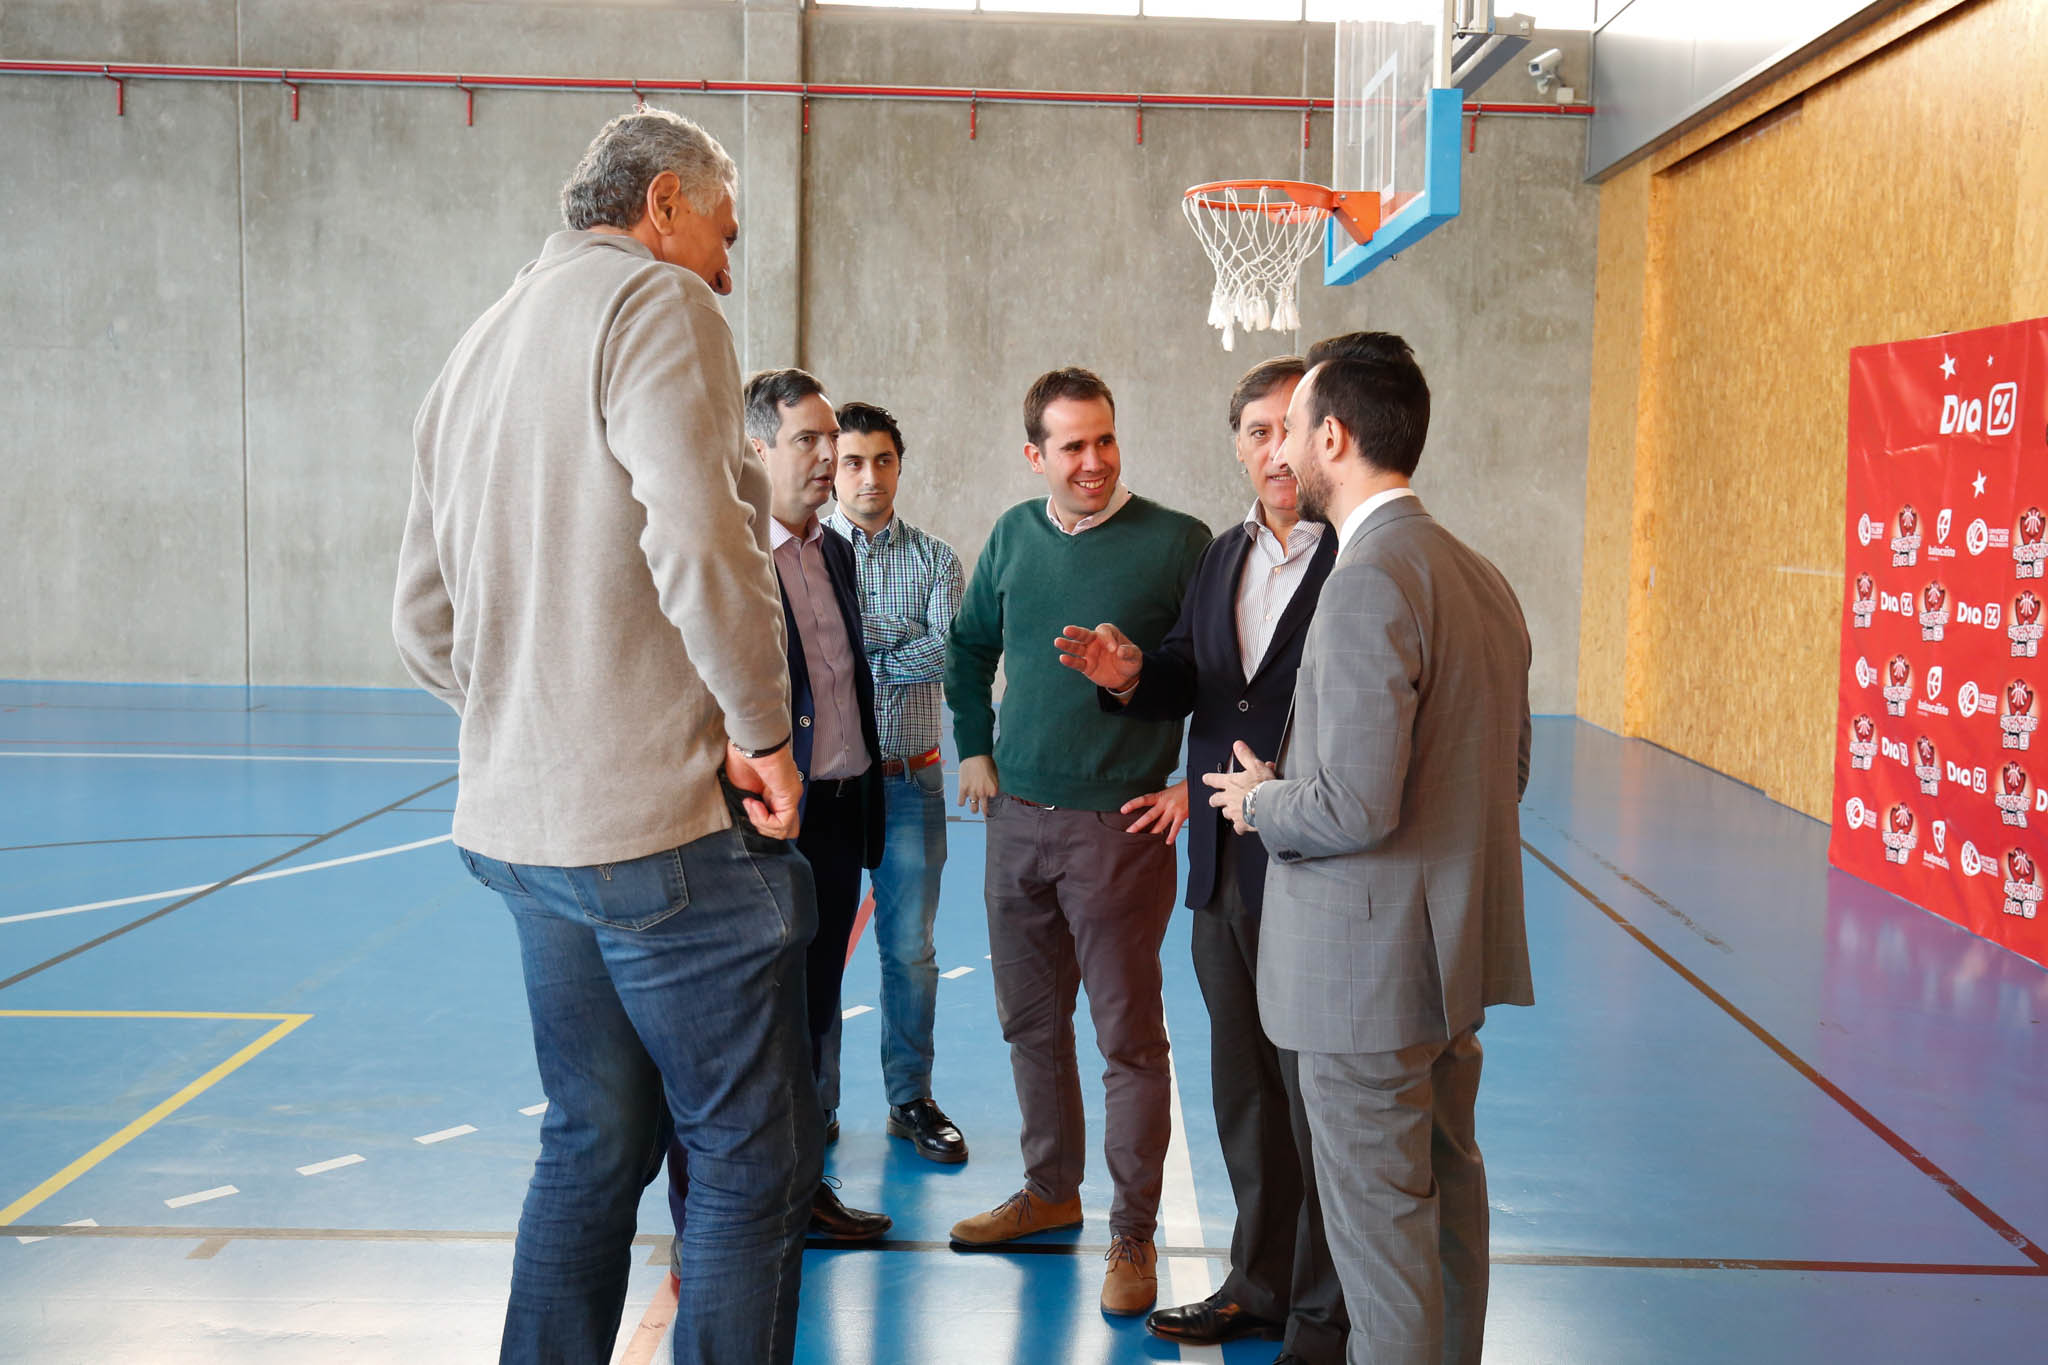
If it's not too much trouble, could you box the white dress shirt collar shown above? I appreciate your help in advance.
[1242,502,1326,551]
[1336,486,1418,555]
[1046,483,1132,535]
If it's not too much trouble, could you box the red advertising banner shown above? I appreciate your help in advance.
[1830,317,2048,969]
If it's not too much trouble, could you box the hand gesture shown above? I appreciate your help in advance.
[1121,779,1190,844]
[1201,741,1276,836]
[1054,622,1142,693]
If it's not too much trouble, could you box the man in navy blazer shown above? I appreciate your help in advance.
[1058,356,1347,1365]
[668,368,891,1246]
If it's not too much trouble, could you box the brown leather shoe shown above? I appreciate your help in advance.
[948,1188,1083,1247]
[1099,1233,1158,1315]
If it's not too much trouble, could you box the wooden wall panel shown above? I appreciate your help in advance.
[1578,0,2037,817]
[1577,159,1650,732]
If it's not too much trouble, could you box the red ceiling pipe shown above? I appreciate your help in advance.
[0,60,1595,120]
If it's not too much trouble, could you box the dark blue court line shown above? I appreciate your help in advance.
[0,833,318,854]
[1522,837,2048,1271]
[1525,810,1732,952]
[7,1224,2041,1276]
[0,775,457,993]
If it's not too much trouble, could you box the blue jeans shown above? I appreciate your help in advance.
[869,762,948,1106]
[460,827,822,1365]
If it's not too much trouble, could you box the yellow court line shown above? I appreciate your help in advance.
[0,1010,313,1226]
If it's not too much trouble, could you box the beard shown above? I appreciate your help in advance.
[1296,458,1336,527]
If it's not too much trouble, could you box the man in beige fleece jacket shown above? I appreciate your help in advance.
[393,108,819,1365]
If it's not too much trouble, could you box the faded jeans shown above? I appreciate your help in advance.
[460,826,822,1365]
[870,761,948,1105]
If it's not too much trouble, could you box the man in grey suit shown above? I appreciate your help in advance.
[1204,332,1534,1365]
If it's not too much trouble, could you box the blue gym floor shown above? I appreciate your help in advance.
[1,681,2043,1363]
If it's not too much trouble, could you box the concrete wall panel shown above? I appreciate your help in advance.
[236,85,742,685]
[0,78,247,682]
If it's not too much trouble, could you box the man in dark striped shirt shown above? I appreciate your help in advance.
[826,401,970,1163]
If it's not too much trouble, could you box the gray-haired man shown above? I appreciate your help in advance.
[395,109,818,1365]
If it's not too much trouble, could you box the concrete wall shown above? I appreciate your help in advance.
[1,1,1595,712]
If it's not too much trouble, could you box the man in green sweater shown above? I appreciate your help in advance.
[944,367,1212,1315]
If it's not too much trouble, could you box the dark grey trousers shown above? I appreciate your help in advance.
[1195,833,1348,1364]
[983,795,1177,1239]
[1299,1025,1488,1365]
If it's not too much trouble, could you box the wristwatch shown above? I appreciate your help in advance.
[1242,779,1266,829]
[735,735,790,759]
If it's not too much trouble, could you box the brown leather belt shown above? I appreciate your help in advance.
[879,747,943,777]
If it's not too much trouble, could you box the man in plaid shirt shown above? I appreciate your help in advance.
[825,401,971,1162]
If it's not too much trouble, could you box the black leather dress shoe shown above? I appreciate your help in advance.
[886,1098,968,1164]
[1144,1290,1283,1345]
[809,1180,892,1241]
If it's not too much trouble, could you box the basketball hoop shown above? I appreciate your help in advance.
[1181,180,1376,351]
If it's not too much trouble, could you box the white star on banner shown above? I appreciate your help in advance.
[1941,354,1958,379]
[1973,470,1988,497]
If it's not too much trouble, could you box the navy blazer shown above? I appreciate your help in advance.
[1102,522,1335,914]
[782,526,885,870]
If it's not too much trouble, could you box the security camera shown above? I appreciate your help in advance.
[1527,47,1563,93]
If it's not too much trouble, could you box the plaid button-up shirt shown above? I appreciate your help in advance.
[824,510,965,759]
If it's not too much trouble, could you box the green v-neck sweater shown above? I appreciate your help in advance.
[945,493,1211,811]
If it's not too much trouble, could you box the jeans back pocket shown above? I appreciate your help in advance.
[563,848,690,931]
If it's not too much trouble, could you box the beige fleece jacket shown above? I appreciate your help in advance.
[394,230,788,867]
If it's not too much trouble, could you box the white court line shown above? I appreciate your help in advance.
[0,751,455,765]
[0,833,456,926]
[939,966,974,979]
[1160,1021,1226,1363]
[165,1185,238,1209]
[414,1125,477,1145]
[519,1102,549,1116]
[841,1004,873,1019]
[17,1217,96,1245]
[296,1154,365,1176]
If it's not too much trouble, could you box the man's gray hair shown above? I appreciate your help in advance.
[560,107,738,230]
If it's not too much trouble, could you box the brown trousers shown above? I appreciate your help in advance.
[982,795,1178,1239]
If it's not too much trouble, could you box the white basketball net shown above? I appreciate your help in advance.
[1182,185,1330,352]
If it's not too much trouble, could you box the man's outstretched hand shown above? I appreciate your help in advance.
[1054,622,1142,695]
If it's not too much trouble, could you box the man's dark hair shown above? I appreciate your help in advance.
[744,368,827,446]
[1228,355,1306,433]
[1302,331,1430,477]
[835,401,905,459]
[1023,367,1115,449]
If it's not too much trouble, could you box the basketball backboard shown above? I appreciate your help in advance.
[1323,0,1477,285]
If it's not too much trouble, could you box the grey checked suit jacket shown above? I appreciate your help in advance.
[1254,495,1535,1056]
